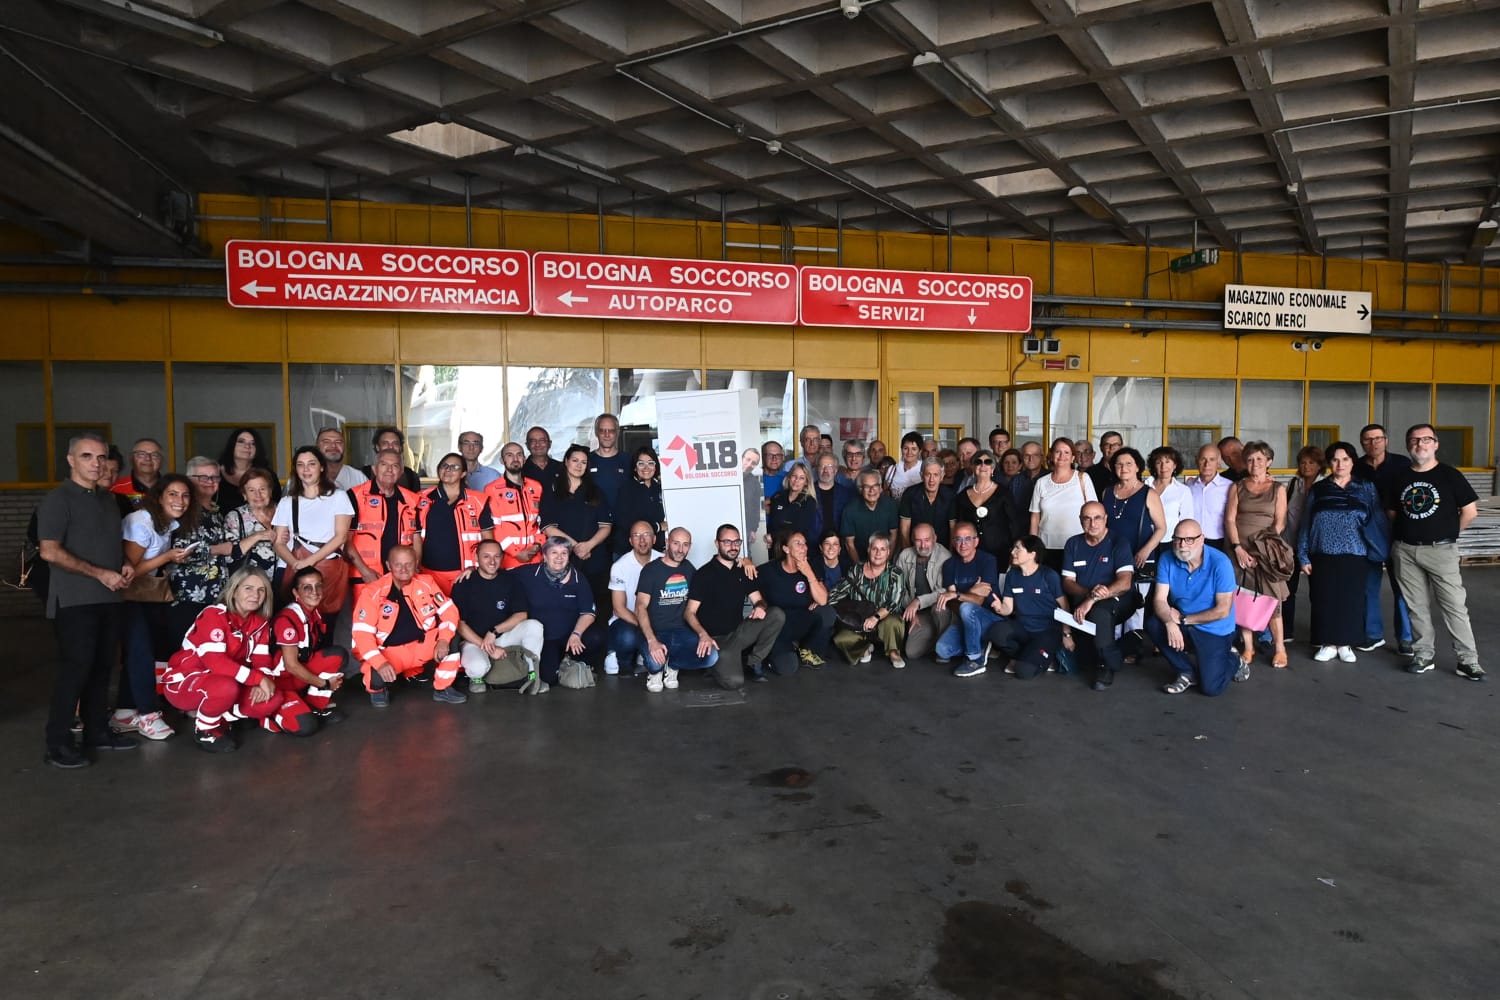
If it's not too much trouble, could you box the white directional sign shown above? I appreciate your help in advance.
[1223,284,1372,335]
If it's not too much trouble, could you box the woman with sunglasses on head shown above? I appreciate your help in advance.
[767,459,820,542]
[612,445,667,558]
[954,449,1022,563]
[416,450,494,597]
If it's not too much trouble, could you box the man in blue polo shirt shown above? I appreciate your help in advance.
[933,521,1002,677]
[1061,502,1137,692]
[1146,518,1238,696]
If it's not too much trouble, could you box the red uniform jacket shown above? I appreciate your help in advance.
[165,605,275,688]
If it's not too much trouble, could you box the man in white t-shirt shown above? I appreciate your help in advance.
[317,427,368,490]
[605,520,661,676]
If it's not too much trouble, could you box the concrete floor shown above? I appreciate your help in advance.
[2,575,1498,1000]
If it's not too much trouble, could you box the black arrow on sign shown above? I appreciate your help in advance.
[1357,304,1369,320]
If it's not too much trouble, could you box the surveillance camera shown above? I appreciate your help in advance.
[1292,341,1305,352]
[1311,340,1323,351]
[841,0,861,19]
[765,139,782,155]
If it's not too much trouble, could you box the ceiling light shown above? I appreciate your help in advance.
[1472,218,1499,250]
[911,52,995,118]
[56,0,224,46]
[1068,185,1113,222]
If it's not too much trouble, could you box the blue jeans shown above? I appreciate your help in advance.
[1144,616,1238,696]
[647,626,719,673]
[119,601,165,713]
[1364,561,1412,643]
[935,601,1002,661]
[609,619,648,664]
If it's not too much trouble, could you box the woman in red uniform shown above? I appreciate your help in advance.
[271,566,359,724]
[162,565,316,752]
[417,451,493,595]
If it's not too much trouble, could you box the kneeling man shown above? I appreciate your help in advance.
[351,544,464,708]
[452,540,545,693]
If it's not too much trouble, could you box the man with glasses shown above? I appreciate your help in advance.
[588,413,630,507]
[605,521,661,676]
[315,426,368,490]
[841,470,899,564]
[840,440,866,486]
[1088,431,1123,495]
[1354,422,1414,655]
[1062,501,1137,691]
[799,425,823,462]
[458,431,500,490]
[1388,425,1483,681]
[362,427,422,492]
[895,521,952,662]
[110,437,165,510]
[1147,519,1238,696]
[761,440,788,506]
[685,525,786,687]
[933,522,1001,677]
[524,426,562,489]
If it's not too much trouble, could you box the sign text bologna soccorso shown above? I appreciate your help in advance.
[799,266,1033,333]
[225,240,531,313]
[531,252,798,324]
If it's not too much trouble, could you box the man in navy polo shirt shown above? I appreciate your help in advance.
[933,521,1002,677]
[1061,502,1137,691]
[1146,519,1238,696]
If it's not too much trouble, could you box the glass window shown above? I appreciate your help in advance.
[0,362,46,481]
[1374,384,1431,456]
[1307,381,1367,453]
[1048,382,1088,450]
[897,391,935,442]
[798,378,877,454]
[400,365,507,475]
[610,369,702,434]
[53,362,167,479]
[1238,380,1303,467]
[1009,387,1046,448]
[173,362,283,475]
[1093,376,1163,453]
[506,367,605,458]
[1435,384,1490,467]
[704,369,794,450]
[938,386,1002,449]
[289,364,396,470]
[1165,378,1232,458]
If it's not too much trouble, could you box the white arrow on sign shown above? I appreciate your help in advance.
[240,280,277,298]
[557,290,589,307]
[967,309,977,326]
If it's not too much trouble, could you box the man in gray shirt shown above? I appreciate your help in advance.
[36,433,140,768]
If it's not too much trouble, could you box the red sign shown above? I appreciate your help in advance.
[226,240,531,313]
[531,252,798,325]
[799,266,1032,333]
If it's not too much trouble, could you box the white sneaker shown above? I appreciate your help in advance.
[889,652,905,669]
[646,671,664,694]
[663,666,679,690]
[603,651,620,675]
[110,709,139,733]
[134,711,174,740]
[859,647,873,664]
[1337,646,1357,662]
[1314,646,1337,661]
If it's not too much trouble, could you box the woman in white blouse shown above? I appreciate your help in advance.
[272,446,353,612]
[1028,437,1098,571]
[1144,445,1192,545]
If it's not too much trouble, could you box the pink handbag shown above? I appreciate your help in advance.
[1232,587,1278,631]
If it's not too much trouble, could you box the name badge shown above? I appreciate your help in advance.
[1072,560,1086,567]
[1012,587,1024,593]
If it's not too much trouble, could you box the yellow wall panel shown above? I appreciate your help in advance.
[1243,253,1300,288]
[1,298,48,357]
[1052,245,1094,296]
[1305,335,1370,377]
[398,314,503,363]
[602,322,702,368]
[1237,335,1308,378]
[1163,332,1238,375]
[504,318,603,365]
[286,311,395,361]
[1092,247,1145,298]
[1371,339,1433,382]
[1432,341,1493,384]
[354,205,394,244]
[48,298,167,359]
[169,301,283,360]
[1091,330,1164,375]
[884,331,1002,373]
[795,327,878,372]
[702,326,793,369]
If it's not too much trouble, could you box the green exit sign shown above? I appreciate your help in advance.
[1170,248,1219,273]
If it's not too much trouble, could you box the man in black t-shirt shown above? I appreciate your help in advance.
[1387,423,1483,680]
[685,524,786,688]
[1354,422,1414,653]
[452,541,545,693]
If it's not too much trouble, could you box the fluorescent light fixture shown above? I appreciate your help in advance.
[1068,185,1113,222]
[911,52,995,118]
[513,145,620,186]
[1472,218,1499,250]
[56,0,224,46]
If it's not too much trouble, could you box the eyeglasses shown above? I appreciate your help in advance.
[1408,435,1437,445]
[1172,534,1202,544]
[438,463,464,472]
[1361,434,1386,442]
[953,536,978,544]
[861,484,882,490]
[635,460,656,467]
[718,539,743,547]
[459,440,482,448]
[845,450,864,459]
[628,531,654,539]
[189,474,221,483]
[132,451,162,460]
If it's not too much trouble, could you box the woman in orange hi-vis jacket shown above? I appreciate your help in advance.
[351,544,463,709]
[416,451,493,596]
[162,565,316,753]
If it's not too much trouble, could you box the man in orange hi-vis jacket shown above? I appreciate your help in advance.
[350,544,465,709]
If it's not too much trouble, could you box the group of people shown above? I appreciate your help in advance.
[34,411,1485,770]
